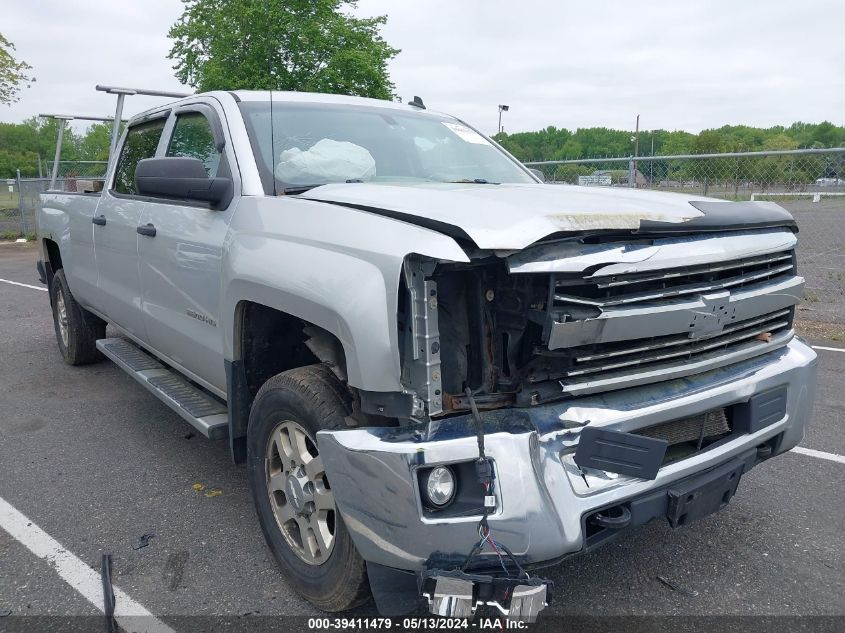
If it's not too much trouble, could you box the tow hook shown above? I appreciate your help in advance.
[588,505,632,529]
[420,570,552,623]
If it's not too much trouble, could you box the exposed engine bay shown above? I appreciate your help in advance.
[411,255,551,413]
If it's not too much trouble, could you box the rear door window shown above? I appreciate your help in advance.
[112,119,167,195]
[166,112,221,177]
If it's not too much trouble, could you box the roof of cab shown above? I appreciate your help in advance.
[235,90,402,108]
[128,89,450,124]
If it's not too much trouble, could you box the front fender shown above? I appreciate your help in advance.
[221,196,468,392]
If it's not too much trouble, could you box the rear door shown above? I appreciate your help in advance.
[47,192,101,308]
[136,101,237,393]
[93,115,168,340]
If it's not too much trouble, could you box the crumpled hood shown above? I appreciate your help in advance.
[301,182,709,250]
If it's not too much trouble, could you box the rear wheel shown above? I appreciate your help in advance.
[50,269,105,365]
[247,364,370,611]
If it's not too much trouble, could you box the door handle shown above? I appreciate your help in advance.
[136,223,157,237]
[92,215,107,226]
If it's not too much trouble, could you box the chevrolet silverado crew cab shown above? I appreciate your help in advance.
[37,90,816,622]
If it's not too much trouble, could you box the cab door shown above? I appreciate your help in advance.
[136,102,237,393]
[93,115,169,340]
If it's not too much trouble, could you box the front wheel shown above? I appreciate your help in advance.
[246,364,370,611]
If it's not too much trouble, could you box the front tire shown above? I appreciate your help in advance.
[247,364,370,611]
[50,269,106,365]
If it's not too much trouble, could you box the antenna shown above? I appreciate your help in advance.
[409,96,426,109]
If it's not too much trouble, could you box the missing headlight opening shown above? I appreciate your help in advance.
[400,254,551,417]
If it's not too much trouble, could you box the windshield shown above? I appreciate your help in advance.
[238,99,535,194]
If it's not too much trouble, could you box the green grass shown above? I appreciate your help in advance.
[0,230,35,241]
[0,189,20,210]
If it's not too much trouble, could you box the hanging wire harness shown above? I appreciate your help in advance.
[419,389,552,622]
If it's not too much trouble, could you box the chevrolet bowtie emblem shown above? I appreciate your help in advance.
[688,292,734,339]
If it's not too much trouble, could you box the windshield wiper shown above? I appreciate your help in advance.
[446,178,500,184]
[282,179,366,195]
[281,184,325,195]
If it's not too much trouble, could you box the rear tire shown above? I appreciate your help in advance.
[246,364,370,612]
[50,269,106,365]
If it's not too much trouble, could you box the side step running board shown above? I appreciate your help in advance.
[96,338,228,440]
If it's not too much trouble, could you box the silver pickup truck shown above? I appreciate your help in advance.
[37,90,817,621]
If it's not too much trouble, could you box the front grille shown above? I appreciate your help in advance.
[563,308,792,378]
[553,250,794,309]
[634,408,730,446]
[632,408,732,466]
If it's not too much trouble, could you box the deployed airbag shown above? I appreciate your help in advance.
[275,138,376,183]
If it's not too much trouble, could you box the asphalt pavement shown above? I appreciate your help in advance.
[786,199,845,326]
[0,243,843,629]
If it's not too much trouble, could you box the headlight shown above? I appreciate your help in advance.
[424,466,456,508]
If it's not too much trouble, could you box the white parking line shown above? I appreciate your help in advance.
[0,495,176,633]
[812,345,845,353]
[791,446,845,465]
[0,277,47,292]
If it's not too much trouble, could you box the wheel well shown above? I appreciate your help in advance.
[44,239,62,271]
[227,302,351,463]
[236,301,347,400]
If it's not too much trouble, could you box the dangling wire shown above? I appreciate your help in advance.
[459,389,529,580]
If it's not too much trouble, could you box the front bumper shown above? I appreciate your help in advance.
[317,338,817,572]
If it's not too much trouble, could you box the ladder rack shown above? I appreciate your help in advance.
[95,85,192,162]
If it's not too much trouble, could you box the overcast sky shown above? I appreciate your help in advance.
[2,0,843,135]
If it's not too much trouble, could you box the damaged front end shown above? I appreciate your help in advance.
[399,225,802,421]
[317,205,815,621]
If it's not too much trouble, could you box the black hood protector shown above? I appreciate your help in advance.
[638,200,797,234]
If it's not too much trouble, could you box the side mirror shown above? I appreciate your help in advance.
[135,157,231,207]
[528,168,546,182]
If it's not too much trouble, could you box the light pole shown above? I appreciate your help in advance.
[497,104,509,134]
[629,114,640,187]
[634,114,640,158]
[650,132,655,184]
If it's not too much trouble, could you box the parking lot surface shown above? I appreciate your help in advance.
[788,199,845,326]
[0,243,843,629]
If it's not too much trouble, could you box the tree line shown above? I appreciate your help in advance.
[4,117,843,180]
[0,117,114,179]
[493,121,845,163]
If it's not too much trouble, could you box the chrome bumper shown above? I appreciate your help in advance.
[317,339,817,572]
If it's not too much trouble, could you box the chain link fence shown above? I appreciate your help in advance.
[0,176,31,238]
[1,161,109,239]
[525,148,845,199]
[46,160,109,180]
[526,147,845,331]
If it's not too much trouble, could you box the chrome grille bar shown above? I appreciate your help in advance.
[591,252,794,289]
[566,311,791,377]
[573,309,791,362]
[555,262,794,308]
